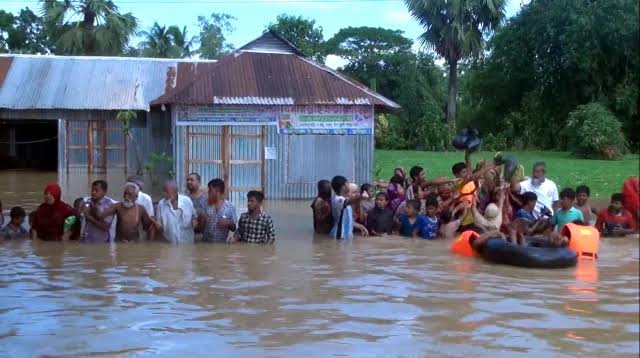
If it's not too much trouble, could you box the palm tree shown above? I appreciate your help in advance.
[139,22,176,58]
[405,0,506,130]
[167,25,195,58]
[41,0,138,56]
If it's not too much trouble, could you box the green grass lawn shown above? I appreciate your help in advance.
[375,150,639,199]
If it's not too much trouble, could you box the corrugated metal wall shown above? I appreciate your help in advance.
[0,109,169,174]
[175,122,373,200]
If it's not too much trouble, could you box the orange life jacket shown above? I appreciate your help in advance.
[562,223,600,260]
[451,230,480,257]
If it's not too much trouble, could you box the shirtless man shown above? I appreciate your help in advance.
[98,182,153,242]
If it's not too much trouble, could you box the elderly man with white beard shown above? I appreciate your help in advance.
[98,182,154,242]
[154,180,197,243]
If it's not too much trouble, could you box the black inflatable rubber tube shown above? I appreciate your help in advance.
[482,238,578,268]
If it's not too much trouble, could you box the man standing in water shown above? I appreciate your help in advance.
[127,175,155,239]
[512,162,559,219]
[231,191,275,244]
[82,180,116,243]
[98,182,153,242]
[199,178,237,242]
[186,172,207,213]
[155,180,196,243]
[127,176,155,218]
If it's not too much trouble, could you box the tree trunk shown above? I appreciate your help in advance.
[127,131,144,175]
[447,59,458,134]
[82,9,96,55]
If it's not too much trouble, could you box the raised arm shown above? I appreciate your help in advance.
[97,203,118,219]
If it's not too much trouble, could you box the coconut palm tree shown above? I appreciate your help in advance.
[41,0,137,56]
[167,25,195,58]
[404,0,506,130]
[139,22,177,58]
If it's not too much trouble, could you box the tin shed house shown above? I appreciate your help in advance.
[152,31,400,200]
[0,55,215,173]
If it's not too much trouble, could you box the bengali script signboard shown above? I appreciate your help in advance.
[277,111,373,135]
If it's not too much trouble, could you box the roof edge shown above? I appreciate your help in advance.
[0,53,217,63]
[297,56,401,109]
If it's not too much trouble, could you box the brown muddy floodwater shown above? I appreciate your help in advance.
[1,170,639,357]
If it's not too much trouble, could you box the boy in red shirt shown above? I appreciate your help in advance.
[595,193,637,236]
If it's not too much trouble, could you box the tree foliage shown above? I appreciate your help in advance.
[405,0,506,128]
[41,0,138,56]
[0,7,50,54]
[325,27,446,150]
[138,22,194,58]
[460,0,639,152]
[197,13,235,60]
[325,26,414,96]
[565,103,627,160]
[268,14,325,62]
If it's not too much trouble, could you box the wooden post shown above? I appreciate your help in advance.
[185,125,190,186]
[123,123,128,173]
[222,126,230,199]
[261,125,266,194]
[65,120,69,173]
[87,121,93,172]
[101,120,107,171]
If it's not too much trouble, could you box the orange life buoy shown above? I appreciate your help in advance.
[451,230,480,257]
[562,223,600,260]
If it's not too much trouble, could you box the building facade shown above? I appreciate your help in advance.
[0,32,399,200]
[0,55,214,173]
[154,31,399,200]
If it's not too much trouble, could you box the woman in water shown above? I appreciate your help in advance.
[30,184,76,241]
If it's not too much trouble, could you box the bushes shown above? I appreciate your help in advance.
[375,113,449,151]
[416,118,449,151]
[565,103,627,159]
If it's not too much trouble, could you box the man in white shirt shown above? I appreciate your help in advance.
[512,161,559,219]
[155,180,196,243]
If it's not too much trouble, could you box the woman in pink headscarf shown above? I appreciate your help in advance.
[30,184,76,241]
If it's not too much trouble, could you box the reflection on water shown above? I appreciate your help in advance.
[0,170,639,356]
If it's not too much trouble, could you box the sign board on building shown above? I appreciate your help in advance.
[176,107,276,126]
[175,105,374,134]
[277,111,373,135]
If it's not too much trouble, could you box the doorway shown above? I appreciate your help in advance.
[0,120,58,170]
[183,125,266,201]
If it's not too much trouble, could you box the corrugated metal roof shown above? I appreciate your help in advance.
[0,54,216,111]
[237,31,305,56]
[153,32,400,110]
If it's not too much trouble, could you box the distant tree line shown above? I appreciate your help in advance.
[0,0,637,158]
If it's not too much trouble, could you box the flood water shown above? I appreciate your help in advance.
[1,170,639,357]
